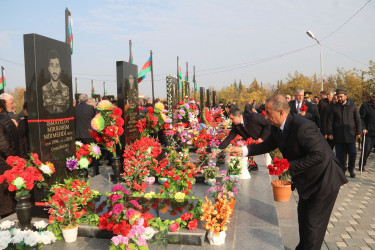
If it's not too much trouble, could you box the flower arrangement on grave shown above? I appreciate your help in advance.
[228,157,241,176]
[0,220,57,249]
[202,163,219,180]
[66,141,102,172]
[202,107,225,127]
[98,184,155,237]
[136,103,171,137]
[0,153,55,197]
[267,158,291,184]
[122,137,162,192]
[200,194,232,236]
[158,147,198,195]
[173,97,199,125]
[47,178,101,229]
[206,171,240,200]
[175,121,199,150]
[89,100,124,157]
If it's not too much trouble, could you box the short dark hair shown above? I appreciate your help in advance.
[48,50,60,62]
[320,91,327,95]
[228,107,242,116]
[23,101,27,110]
[336,88,348,95]
[314,96,319,99]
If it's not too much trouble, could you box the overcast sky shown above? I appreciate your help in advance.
[1,0,374,98]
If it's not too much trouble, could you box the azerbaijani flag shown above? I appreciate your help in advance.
[0,74,5,91]
[178,64,182,90]
[129,54,133,64]
[193,73,197,91]
[91,87,95,97]
[185,71,188,81]
[68,17,73,55]
[138,57,152,83]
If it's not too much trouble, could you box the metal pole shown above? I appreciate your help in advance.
[0,66,4,94]
[91,79,93,97]
[129,40,133,63]
[177,56,180,102]
[150,50,155,102]
[360,134,366,176]
[65,8,71,44]
[75,77,77,94]
[103,81,106,96]
[193,66,196,101]
[319,43,324,91]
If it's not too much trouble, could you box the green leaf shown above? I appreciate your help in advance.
[168,236,180,244]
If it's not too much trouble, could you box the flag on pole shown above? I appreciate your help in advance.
[91,87,95,97]
[129,55,133,64]
[68,17,73,55]
[193,73,197,91]
[138,57,152,83]
[178,64,182,90]
[185,71,188,81]
[0,74,5,91]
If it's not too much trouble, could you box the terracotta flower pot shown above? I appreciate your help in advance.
[271,180,292,202]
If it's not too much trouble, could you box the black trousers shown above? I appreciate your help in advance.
[296,188,339,250]
[359,135,375,169]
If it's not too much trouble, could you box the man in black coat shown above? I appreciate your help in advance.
[327,88,362,178]
[319,90,335,149]
[358,91,375,171]
[289,88,320,128]
[74,94,100,175]
[216,107,271,171]
[228,95,347,250]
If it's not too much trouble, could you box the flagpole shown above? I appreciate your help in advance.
[91,79,93,97]
[193,65,196,101]
[75,77,77,94]
[186,62,188,98]
[65,8,71,44]
[177,56,180,102]
[103,81,106,96]
[129,40,133,63]
[150,50,155,102]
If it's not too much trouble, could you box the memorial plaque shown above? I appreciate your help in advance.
[212,91,216,108]
[117,61,138,145]
[206,89,211,108]
[200,87,205,112]
[23,34,75,178]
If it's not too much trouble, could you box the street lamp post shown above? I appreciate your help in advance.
[306,30,324,91]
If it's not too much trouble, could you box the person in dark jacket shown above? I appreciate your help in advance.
[0,99,21,218]
[74,94,100,176]
[358,92,375,171]
[244,101,252,114]
[289,88,320,128]
[327,88,362,177]
[18,102,29,157]
[228,95,347,250]
[319,90,335,149]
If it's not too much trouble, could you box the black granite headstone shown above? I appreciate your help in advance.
[116,61,138,145]
[23,34,75,179]
[103,95,115,101]
[206,89,211,108]
[92,94,101,102]
[200,87,205,112]
[212,91,216,108]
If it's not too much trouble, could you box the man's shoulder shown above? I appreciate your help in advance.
[42,81,52,91]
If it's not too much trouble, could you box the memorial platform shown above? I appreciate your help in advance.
[1,155,285,249]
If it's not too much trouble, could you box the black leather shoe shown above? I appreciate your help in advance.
[349,171,356,178]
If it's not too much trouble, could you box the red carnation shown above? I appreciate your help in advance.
[113,108,122,117]
[187,219,198,230]
[147,107,154,114]
[115,117,124,127]
[170,222,179,232]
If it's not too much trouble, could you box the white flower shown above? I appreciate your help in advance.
[0,220,14,230]
[40,165,52,175]
[0,230,12,249]
[75,141,83,147]
[33,220,48,230]
[24,231,39,246]
[142,227,157,240]
[40,231,56,245]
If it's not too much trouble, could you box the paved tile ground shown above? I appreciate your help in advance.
[277,151,375,250]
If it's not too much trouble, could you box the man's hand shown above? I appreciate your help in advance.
[299,111,306,117]
[228,147,243,157]
[363,129,368,135]
[324,135,327,139]
[257,138,264,143]
[328,135,333,140]
[356,134,361,139]
[210,150,219,159]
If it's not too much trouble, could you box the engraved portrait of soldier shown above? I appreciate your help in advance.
[42,50,69,114]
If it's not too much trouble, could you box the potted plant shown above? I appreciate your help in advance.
[46,178,101,242]
[89,100,124,183]
[200,194,232,245]
[66,141,101,180]
[267,158,292,202]
[202,163,219,185]
[0,154,55,230]
[228,157,241,179]
[207,172,240,216]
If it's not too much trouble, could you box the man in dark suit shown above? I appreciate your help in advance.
[228,95,347,250]
[215,107,271,171]
[74,94,99,175]
[289,88,320,128]
[244,101,252,114]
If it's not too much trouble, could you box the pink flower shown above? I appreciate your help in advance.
[126,208,135,218]
[121,237,129,245]
[129,200,139,207]
[111,235,124,246]
[113,203,124,214]
[112,184,124,192]
[177,114,182,119]
[135,225,145,235]
[137,236,148,246]
[110,194,122,202]
[123,190,130,195]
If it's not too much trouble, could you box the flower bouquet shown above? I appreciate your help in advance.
[136,103,171,138]
[268,158,292,202]
[207,171,240,201]
[202,163,219,185]
[66,141,101,178]
[175,121,199,150]
[173,97,199,125]
[200,194,232,245]
[89,100,124,157]
[47,178,101,242]
[0,153,55,197]
[228,157,241,177]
